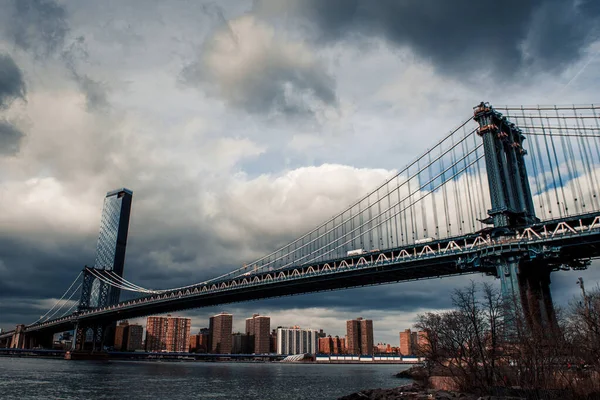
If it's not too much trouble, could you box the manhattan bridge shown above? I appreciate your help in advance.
[2,103,600,351]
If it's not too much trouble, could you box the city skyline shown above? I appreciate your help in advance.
[107,312,423,354]
[2,0,600,348]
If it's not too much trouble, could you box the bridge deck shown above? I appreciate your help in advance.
[10,211,598,337]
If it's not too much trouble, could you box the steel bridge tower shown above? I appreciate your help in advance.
[473,103,556,332]
[75,188,133,351]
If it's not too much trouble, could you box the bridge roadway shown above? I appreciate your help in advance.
[2,211,599,341]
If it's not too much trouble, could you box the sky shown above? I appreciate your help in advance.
[1,0,600,345]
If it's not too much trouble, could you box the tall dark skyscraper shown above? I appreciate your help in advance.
[88,188,133,308]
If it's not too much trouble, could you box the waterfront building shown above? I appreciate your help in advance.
[376,343,392,353]
[114,321,144,351]
[209,312,233,354]
[114,321,129,351]
[232,333,250,354]
[346,317,374,355]
[318,335,346,354]
[245,314,271,354]
[189,334,200,353]
[269,329,277,353]
[416,330,428,355]
[399,329,412,355]
[333,336,346,354]
[198,328,210,353]
[276,326,318,355]
[127,324,143,351]
[145,315,191,352]
[189,328,211,353]
[318,337,331,354]
[399,328,426,356]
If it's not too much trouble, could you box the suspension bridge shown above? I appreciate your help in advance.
[2,102,600,352]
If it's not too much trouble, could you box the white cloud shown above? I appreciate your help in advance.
[182,15,336,116]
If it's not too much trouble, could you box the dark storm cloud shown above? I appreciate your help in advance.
[0,53,26,109]
[2,1,109,112]
[0,119,24,156]
[2,0,69,58]
[256,0,600,77]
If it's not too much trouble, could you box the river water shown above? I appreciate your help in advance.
[0,357,411,399]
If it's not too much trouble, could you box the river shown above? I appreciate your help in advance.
[0,357,411,399]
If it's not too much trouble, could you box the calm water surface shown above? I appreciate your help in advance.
[0,357,411,399]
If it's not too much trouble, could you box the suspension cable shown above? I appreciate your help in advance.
[241,118,476,269]
[87,268,161,294]
[106,270,162,293]
[44,283,82,321]
[294,154,485,268]
[253,137,482,272]
[263,142,483,270]
[32,271,82,324]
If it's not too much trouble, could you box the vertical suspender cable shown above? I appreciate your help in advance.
[572,106,599,210]
[530,111,552,218]
[553,108,580,214]
[473,131,486,222]
[462,134,476,231]
[589,105,600,205]
[429,151,440,238]
[524,110,545,216]
[418,160,427,239]
[539,108,563,217]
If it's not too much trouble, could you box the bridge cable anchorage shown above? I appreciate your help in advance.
[86,268,162,294]
[31,271,82,324]
[248,132,483,273]
[42,282,82,322]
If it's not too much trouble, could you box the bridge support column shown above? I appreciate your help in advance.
[519,263,557,333]
[496,259,558,334]
[10,324,25,349]
[73,323,87,351]
[72,322,108,352]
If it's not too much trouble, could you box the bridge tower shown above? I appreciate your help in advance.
[75,188,133,351]
[473,103,556,332]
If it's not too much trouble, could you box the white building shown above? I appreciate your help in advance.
[276,327,318,355]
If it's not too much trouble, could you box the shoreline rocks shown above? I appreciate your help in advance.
[338,383,482,400]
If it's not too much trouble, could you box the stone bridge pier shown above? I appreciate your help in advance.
[8,325,54,350]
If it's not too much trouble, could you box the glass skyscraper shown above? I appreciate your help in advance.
[88,188,133,308]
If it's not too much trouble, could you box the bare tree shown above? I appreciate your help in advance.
[416,281,600,398]
[416,281,504,394]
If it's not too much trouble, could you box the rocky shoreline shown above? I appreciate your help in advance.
[338,382,481,400]
[338,367,528,400]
